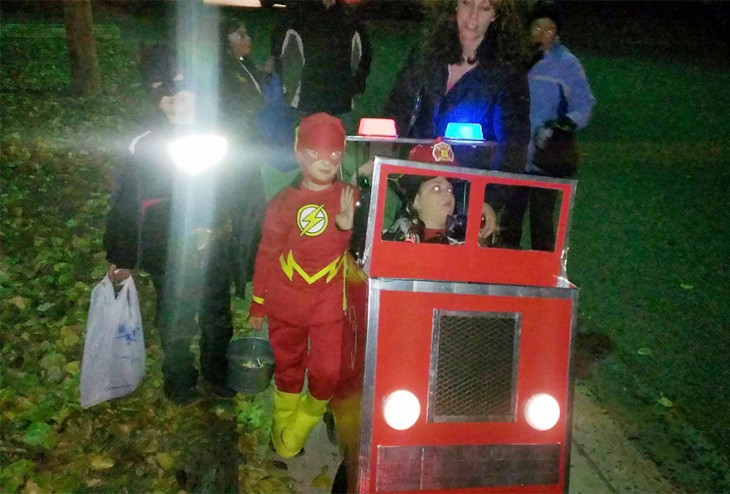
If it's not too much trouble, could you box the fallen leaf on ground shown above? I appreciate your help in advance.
[155,452,175,471]
[311,466,332,489]
[90,455,115,470]
[8,296,28,310]
[657,395,674,408]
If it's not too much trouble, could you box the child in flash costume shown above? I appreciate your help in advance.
[248,113,358,458]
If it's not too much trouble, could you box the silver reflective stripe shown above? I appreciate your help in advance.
[128,130,152,155]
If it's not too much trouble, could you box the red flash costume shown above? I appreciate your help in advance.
[250,180,353,397]
[248,113,357,459]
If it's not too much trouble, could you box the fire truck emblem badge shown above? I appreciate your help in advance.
[432,141,455,162]
[297,204,328,237]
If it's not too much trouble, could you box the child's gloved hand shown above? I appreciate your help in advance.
[106,263,131,283]
[352,159,374,183]
[248,315,264,331]
[335,185,356,231]
[446,214,467,243]
[479,203,496,240]
[545,116,577,133]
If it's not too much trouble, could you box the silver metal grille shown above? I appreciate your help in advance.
[428,311,520,422]
[375,443,560,492]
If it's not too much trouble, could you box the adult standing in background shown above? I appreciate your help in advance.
[218,18,296,170]
[269,0,372,130]
[215,19,270,282]
[499,0,596,251]
[383,0,530,175]
[217,19,267,135]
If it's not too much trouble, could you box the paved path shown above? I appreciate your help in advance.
[570,384,674,493]
[281,384,675,493]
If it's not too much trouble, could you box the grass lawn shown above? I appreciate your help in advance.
[1,3,728,492]
[563,10,730,490]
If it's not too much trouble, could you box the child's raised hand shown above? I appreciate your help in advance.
[335,185,356,231]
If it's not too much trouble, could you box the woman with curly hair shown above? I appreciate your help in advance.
[384,0,531,175]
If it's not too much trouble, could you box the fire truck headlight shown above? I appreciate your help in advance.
[524,393,560,431]
[168,135,228,176]
[383,390,420,431]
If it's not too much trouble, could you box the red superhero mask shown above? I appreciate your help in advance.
[295,113,346,188]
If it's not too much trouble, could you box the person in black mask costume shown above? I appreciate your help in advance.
[103,44,265,405]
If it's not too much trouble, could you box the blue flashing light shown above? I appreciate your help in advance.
[444,123,484,141]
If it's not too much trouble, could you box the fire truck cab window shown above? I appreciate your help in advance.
[485,185,564,252]
[382,174,470,245]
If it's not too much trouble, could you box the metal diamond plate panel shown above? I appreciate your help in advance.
[376,443,560,492]
[428,311,520,422]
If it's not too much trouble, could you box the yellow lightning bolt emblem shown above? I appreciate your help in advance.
[279,250,344,284]
[297,204,328,237]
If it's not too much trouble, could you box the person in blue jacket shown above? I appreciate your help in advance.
[500,0,596,251]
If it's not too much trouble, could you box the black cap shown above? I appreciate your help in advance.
[530,0,564,31]
[397,174,437,202]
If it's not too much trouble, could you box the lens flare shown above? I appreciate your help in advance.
[168,135,228,176]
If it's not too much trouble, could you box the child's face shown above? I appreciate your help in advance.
[158,90,196,125]
[297,146,343,188]
[154,72,196,125]
[228,26,252,59]
[294,113,346,189]
[413,176,455,228]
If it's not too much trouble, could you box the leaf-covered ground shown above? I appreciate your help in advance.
[0,21,292,494]
[2,3,730,493]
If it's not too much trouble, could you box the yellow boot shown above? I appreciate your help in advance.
[271,388,301,456]
[275,392,329,458]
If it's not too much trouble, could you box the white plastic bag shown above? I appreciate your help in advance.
[80,274,145,408]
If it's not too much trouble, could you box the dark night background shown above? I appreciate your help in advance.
[1,1,728,493]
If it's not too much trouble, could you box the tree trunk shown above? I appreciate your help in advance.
[62,0,101,96]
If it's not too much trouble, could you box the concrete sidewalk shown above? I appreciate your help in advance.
[569,384,674,493]
[282,384,675,493]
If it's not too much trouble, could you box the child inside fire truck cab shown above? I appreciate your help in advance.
[383,139,496,245]
[247,112,358,459]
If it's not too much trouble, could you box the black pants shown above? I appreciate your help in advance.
[151,243,233,396]
[499,184,559,252]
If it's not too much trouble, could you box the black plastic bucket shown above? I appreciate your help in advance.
[225,337,275,394]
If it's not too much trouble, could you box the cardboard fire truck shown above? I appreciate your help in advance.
[331,129,579,494]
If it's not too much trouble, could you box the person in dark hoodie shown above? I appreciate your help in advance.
[269,0,372,129]
[103,44,265,405]
[217,19,267,136]
[218,18,297,171]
